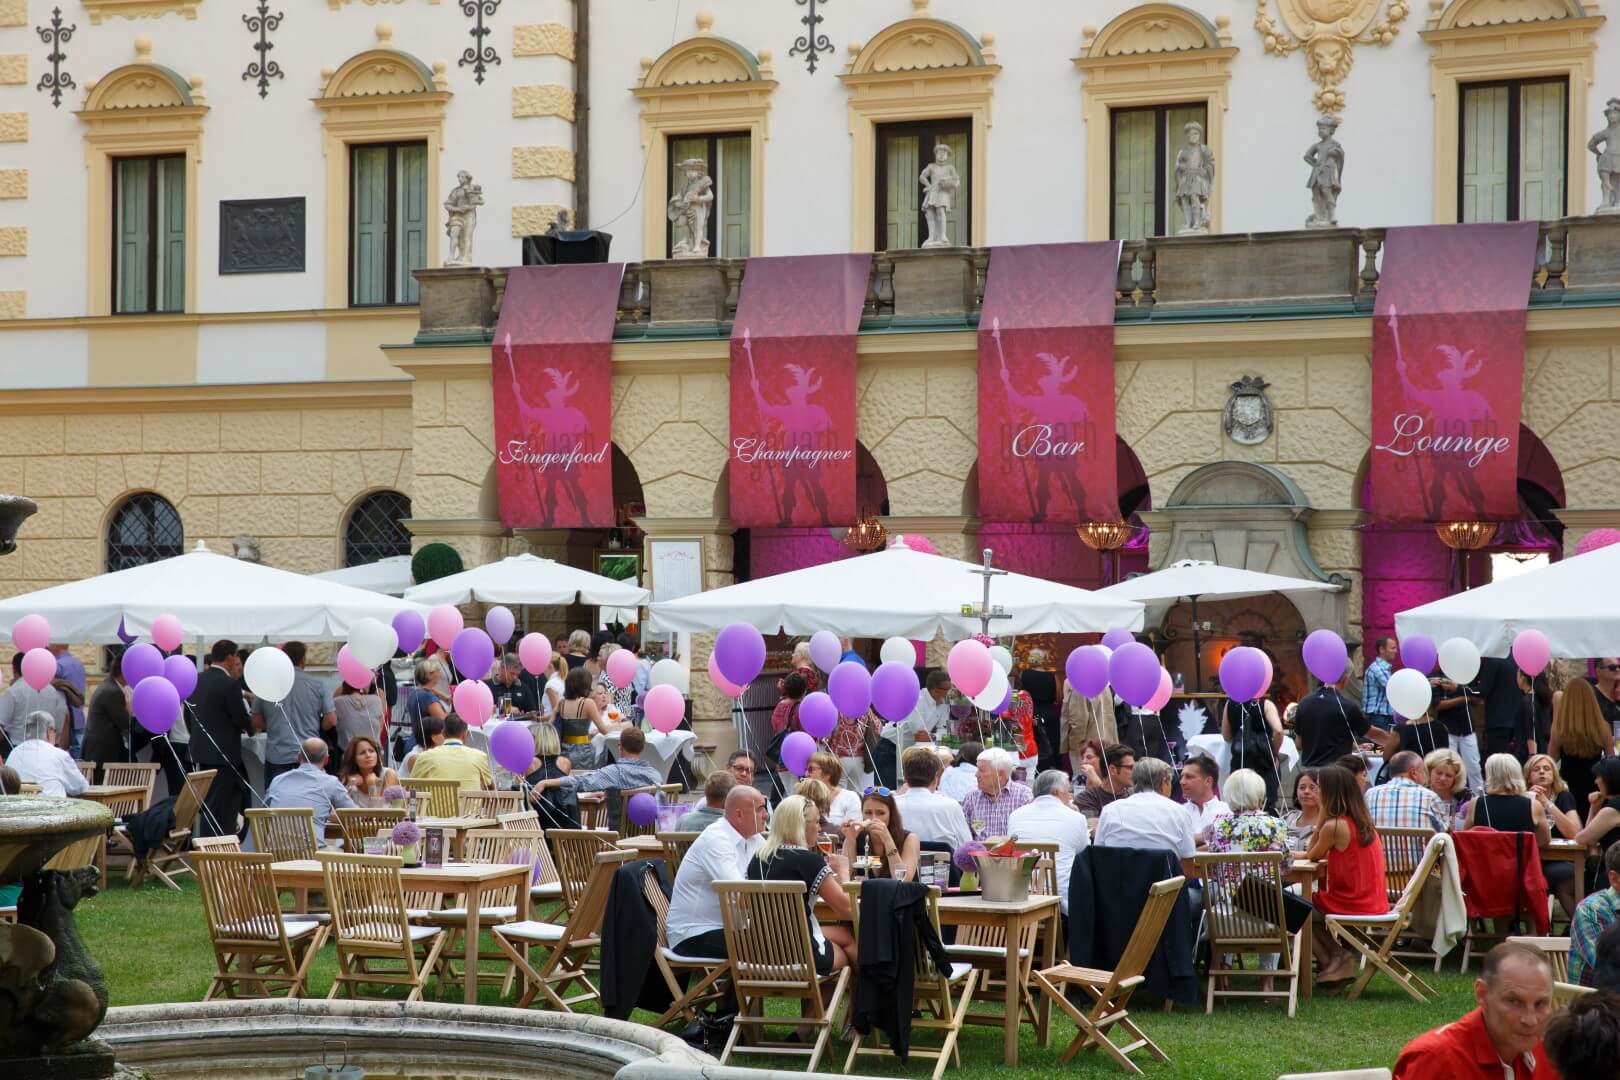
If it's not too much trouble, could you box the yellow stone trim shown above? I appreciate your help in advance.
[0,0,24,27]
[511,145,576,181]
[0,54,25,85]
[0,378,410,415]
[1422,5,1603,222]
[512,84,574,120]
[513,23,575,61]
[328,0,444,8]
[0,112,27,142]
[0,290,23,319]
[0,226,24,256]
[82,0,199,24]
[511,203,567,237]
[0,305,414,331]
[0,168,25,198]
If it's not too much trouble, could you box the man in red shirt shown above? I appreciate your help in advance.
[1394,942,1556,1079]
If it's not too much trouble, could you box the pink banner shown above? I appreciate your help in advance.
[977,243,1122,524]
[491,263,624,529]
[1370,223,1539,523]
[728,253,870,529]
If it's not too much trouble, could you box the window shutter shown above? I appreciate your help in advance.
[883,132,919,250]
[1111,110,1155,241]
[396,143,428,304]
[157,157,186,312]
[1462,85,1511,223]
[114,159,151,315]
[939,128,969,247]
[719,134,750,258]
[1518,81,1567,221]
[351,145,389,305]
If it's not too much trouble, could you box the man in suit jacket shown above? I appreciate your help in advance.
[189,639,255,837]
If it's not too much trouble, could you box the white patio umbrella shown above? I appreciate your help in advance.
[403,553,650,608]
[1394,542,1620,658]
[0,541,424,645]
[1098,559,1342,689]
[312,555,414,596]
[648,539,1143,638]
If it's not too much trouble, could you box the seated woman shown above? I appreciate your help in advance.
[1466,753,1552,844]
[746,794,855,975]
[521,718,577,829]
[795,777,833,820]
[804,752,862,826]
[1306,764,1388,986]
[1424,748,1473,831]
[1575,758,1620,894]
[1208,768,1290,988]
[1519,753,1581,921]
[840,787,921,883]
[1282,768,1322,852]
[339,735,399,807]
[400,714,445,778]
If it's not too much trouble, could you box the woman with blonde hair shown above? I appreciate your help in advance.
[1525,752,1581,917]
[1466,754,1551,845]
[746,795,855,974]
[1424,747,1472,831]
[1551,677,1613,813]
[794,776,832,818]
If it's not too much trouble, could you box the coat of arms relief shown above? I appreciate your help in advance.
[1254,0,1410,115]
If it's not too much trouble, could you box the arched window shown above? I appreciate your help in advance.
[345,490,412,567]
[106,494,184,572]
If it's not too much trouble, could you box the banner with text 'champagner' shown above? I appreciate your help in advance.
[977,242,1122,524]
[1370,223,1539,523]
[491,262,624,529]
[728,253,870,528]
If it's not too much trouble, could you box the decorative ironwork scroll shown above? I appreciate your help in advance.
[790,0,833,75]
[35,8,75,109]
[242,0,284,99]
[460,0,501,85]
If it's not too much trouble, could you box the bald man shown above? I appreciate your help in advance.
[263,736,356,843]
[667,783,768,961]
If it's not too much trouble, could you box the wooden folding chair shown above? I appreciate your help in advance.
[402,778,461,818]
[319,852,449,1001]
[333,807,407,850]
[127,769,216,891]
[946,880,1042,1027]
[189,834,242,863]
[1379,827,1447,972]
[715,879,851,1073]
[17,783,40,794]
[517,829,565,920]
[105,761,161,800]
[76,761,97,784]
[1554,981,1597,1007]
[459,790,524,818]
[1325,832,1444,1002]
[1507,935,1571,982]
[616,785,665,838]
[1194,851,1303,1017]
[498,809,541,830]
[1033,875,1186,1076]
[492,847,630,1010]
[577,791,608,830]
[843,881,977,1080]
[645,861,730,1028]
[246,808,320,860]
[425,829,537,991]
[656,831,700,875]
[547,829,620,914]
[193,851,328,999]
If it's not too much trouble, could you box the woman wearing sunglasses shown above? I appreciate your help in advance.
[839,786,920,882]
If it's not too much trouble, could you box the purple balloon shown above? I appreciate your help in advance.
[131,675,180,735]
[122,642,165,687]
[485,605,515,646]
[1066,646,1111,699]
[714,623,767,688]
[450,627,496,681]
[781,731,817,777]
[871,661,920,723]
[393,610,425,654]
[1220,646,1268,703]
[799,691,837,740]
[1109,642,1162,707]
[827,661,871,717]
[490,721,536,774]
[163,654,199,699]
[1101,628,1136,651]
[993,685,1013,715]
[1301,629,1347,685]
[626,792,658,827]
[1399,634,1438,675]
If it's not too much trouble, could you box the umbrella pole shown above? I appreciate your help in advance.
[1191,594,1203,693]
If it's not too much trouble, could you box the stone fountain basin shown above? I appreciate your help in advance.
[0,796,112,885]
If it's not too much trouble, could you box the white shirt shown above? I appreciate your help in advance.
[896,787,973,848]
[1094,790,1196,859]
[666,816,763,948]
[7,739,87,797]
[827,785,863,827]
[885,694,951,747]
[1007,795,1091,914]
[939,762,977,802]
[541,675,565,720]
[1184,797,1231,842]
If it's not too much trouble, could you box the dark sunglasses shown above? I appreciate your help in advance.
[1603,665,1620,673]
[863,786,893,797]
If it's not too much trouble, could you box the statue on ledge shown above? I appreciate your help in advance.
[919,142,960,248]
[1174,121,1214,234]
[668,158,714,258]
[444,170,483,267]
[1590,98,1620,214]
[1304,116,1344,228]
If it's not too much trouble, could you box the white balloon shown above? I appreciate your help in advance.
[989,645,1013,673]
[244,646,295,704]
[347,617,398,669]
[650,658,687,694]
[1387,667,1433,721]
[880,636,915,666]
[1438,637,1482,686]
[971,664,1010,711]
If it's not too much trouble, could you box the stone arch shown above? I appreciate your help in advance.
[1082,3,1231,58]
[846,13,987,75]
[1428,0,1587,32]
[319,46,443,101]
[83,62,199,111]
[640,27,766,89]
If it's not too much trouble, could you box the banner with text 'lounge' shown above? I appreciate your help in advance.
[1370,222,1538,523]
[491,262,624,529]
[977,242,1122,524]
[728,253,870,528]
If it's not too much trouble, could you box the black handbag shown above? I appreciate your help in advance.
[1232,872,1313,934]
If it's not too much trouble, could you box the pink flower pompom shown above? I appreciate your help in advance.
[892,534,938,555]
[1577,528,1620,556]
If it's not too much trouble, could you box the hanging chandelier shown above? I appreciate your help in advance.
[842,512,887,553]
[1434,521,1496,551]
[1076,520,1133,551]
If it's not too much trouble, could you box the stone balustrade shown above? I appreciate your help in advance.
[414,216,1620,341]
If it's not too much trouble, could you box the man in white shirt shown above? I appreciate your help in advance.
[1094,758,1196,859]
[895,745,972,848]
[667,783,768,961]
[938,741,981,803]
[5,709,87,797]
[1178,754,1230,847]
[888,670,952,750]
[1007,768,1090,914]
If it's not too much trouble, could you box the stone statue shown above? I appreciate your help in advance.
[667,158,714,258]
[919,142,960,248]
[444,170,482,267]
[1590,98,1620,214]
[1304,116,1345,228]
[0,867,108,1057]
[545,208,572,235]
[231,534,261,564]
[1174,121,1214,234]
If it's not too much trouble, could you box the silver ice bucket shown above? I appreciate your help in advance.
[974,852,1038,903]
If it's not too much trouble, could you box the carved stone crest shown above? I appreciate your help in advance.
[1254,0,1409,115]
[1223,375,1273,445]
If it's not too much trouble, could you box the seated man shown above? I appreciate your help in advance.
[667,784,768,960]
[1178,754,1229,846]
[1093,758,1195,860]
[264,737,356,841]
[6,709,87,797]
[1366,750,1447,834]
[895,744,972,848]
[406,714,493,792]
[938,741,981,802]
[1572,843,1620,986]
[676,770,734,832]
[959,747,1032,841]
[1007,768,1090,914]
[533,726,661,831]
[1394,941,1554,1079]
[1074,743,1135,819]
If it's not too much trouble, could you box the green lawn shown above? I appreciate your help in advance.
[76,876,1474,1078]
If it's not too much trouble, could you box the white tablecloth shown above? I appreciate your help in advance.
[1188,733,1300,792]
[592,728,697,783]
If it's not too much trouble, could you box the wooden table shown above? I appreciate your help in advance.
[617,834,663,855]
[938,893,1060,1067]
[76,784,148,810]
[271,859,529,1005]
[414,817,497,860]
[1543,839,1587,903]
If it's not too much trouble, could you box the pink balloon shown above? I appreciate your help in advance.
[337,645,375,691]
[707,653,743,699]
[605,648,639,689]
[453,678,493,727]
[518,632,551,676]
[645,683,684,733]
[151,613,184,653]
[1145,668,1174,712]
[1257,650,1274,698]
[427,605,464,650]
[20,647,55,691]
[1512,629,1551,677]
[947,639,994,698]
[12,613,50,653]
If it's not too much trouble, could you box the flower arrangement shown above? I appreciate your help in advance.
[381,785,407,805]
[390,820,421,847]
[953,841,987,874]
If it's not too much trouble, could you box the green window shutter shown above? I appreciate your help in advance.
[350,145,388,306]
[1462,85,1510,223]
[669,135,708,257]
[939,128,969,246]
[1519,81,1567,221]
[883,132,919,250]
[114,158,151,315]
[396,143,428,304]
[1165,103,1209,234]
[1111,110,1155,241]
[719,134,750,258]
[157,157,186,313]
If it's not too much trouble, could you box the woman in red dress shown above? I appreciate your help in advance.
[1306,763,1388,986]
